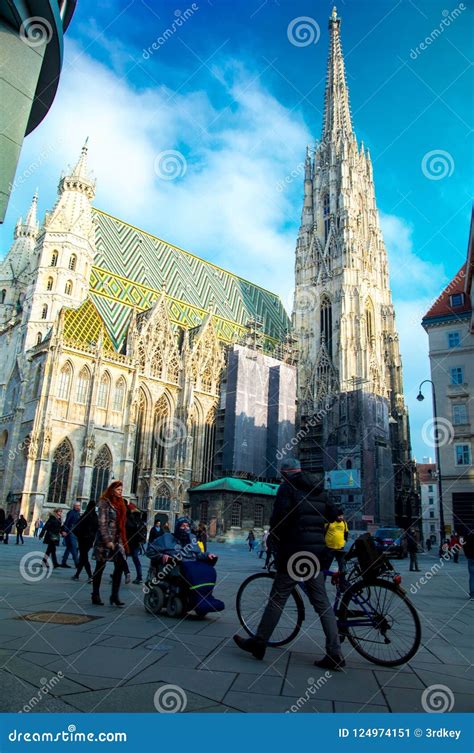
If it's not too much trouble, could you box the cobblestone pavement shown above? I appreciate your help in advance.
[0,538,472,713]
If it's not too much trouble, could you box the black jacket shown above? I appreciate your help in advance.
[74,510,98,548]
[269,472,337,571]
[16,517,27,532]
[406,532,418,553]
[126,510,147,547]
[148,525,163,545]
[463,533,474,560]
[40,515,62,545]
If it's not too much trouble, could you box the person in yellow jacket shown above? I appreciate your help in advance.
[325,511,348,575]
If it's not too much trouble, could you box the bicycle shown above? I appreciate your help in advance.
[236,545,422,667]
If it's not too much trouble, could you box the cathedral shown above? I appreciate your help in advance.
[292,8,419,527]
[0,143,292,529]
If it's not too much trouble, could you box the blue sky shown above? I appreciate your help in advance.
[1,0,473,459]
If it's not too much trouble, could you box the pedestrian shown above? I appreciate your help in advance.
[450,532,460,563]
[462,532,474,600]
[15,514,28,544]
[60,502,81,568]
[162,522,170,534]
[406,528,420,572]
[0,508,5,543]
[324,509,348,576]
[197,522,208,553]
[3,513,14,544]
[39,509,62,568]
[233,457,345,670]
[125,502,146,584]
[91,480,128,607]
[148,516,163,545]
[258,530,269,560]
[425,537,432,552]
[72,500,98,582]
[246,529,255,552]
[33,519,40,538]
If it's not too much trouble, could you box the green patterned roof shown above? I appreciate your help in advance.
[90,208,290,351]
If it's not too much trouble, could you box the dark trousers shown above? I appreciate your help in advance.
[328,547,346,575]
[44,542,58,567]
[409,551,419,571]
[75,541,92,579]
[128,546,142,580]
[256,571,341,656]
[16,532,24,544]
[92,555,125,599]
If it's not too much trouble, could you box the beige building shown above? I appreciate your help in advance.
[422,212,474,537]
[0,143,292,530]
[417,462,440,546]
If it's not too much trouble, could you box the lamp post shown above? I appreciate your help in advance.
[417,379,445,554]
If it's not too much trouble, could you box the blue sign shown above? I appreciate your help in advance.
[325,469,361,490]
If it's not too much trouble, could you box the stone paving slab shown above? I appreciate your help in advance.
[0,539,472,713]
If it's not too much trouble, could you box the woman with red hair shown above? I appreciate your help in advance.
[91,481,128,606]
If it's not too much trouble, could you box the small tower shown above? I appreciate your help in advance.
[0,191,39,325]
[21,140,96,349]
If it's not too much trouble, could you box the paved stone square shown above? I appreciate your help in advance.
[0,538,472,714]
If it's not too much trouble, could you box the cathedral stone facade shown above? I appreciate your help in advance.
[293,8,419,527]
[0,144,290,529]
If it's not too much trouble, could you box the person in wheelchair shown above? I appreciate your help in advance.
[144,516,224,617]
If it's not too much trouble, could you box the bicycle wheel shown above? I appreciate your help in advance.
[236,572,304,647]
[339,578,421,666]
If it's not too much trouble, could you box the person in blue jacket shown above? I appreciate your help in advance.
[148,516,217,564]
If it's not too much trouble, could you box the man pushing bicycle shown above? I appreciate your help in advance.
[233,457,346,670]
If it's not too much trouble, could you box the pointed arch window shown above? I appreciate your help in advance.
[137,342,146,373]
[68,254,77,271]
[65,280,73,295]
[320,296,333,358]
[323,193,330,243]
[90,445,112,502]
[36,332,42,345]
[58,362,72,400]
[365,299,375,345]
[46,277,53,291]
[167,355,179,383]
[33,363,43,398]
[76,366,91,404]
[155,482,172,511]
[1,289,6,303]
[41,304,48,320]
[113,378,126,412]
[50,252,58,267]
[97,372,111,409]
[151,395,170,470]
[132,391,147,494]
[201,364,213,393]
[150,348,163,379]
[201,406,216,483]
[47,439,73,506]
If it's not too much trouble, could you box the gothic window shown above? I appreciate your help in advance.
[46,277,53,291]
[132,391,147,494]
[150,348,163,379]
[36,332,42,345]
[57,362,72,400]
[255,503,264,528]
[200,501,209,524]
[0,289,6,303]
[167,355,179,383]
[41,304,48,320]
[33,363,42,398]
[69,254,77,271]
[320,296,333,358]
[90,445,112,502]
[323,193,330,243]
[155,482,171,511]
[65,280,73,295]
[231,502,242,527]
[46,439,73,506]
[113,378,126,412]
[346,459,352,469]
[201,365,213,393]
[76,366,91,404]
[50,252,58,267]
[97,372,111,409]
[151,395,170,470]
[365,298,375,344]
[191,413,201,484]
[201,406,216,483]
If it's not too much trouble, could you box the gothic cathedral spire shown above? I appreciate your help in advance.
[293,8,416,529]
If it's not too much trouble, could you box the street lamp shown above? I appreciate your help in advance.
[417,379,445,554]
